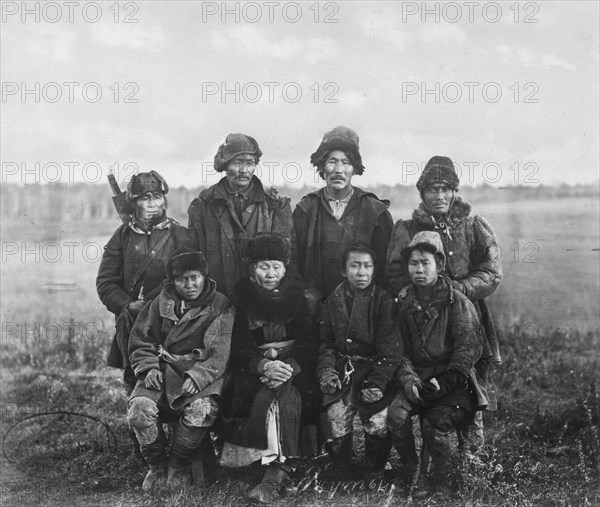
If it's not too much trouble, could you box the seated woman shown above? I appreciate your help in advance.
[220,233,320,504]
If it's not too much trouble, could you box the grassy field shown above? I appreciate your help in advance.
[1,196,599,505]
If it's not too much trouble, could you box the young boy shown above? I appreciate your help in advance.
[127,247,234,491]
[317,243,401,484]
[387,231,489,498]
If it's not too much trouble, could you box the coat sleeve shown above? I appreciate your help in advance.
[447,294,483,378]
[316,298,338,378]
[96,226,131,316]
[230,312,265,377]
[459,216,503,300]
[128,299,162,376]
[289,299,318,374]
[372,210,394,290]
[185,306,235,392]
[187,197,205,251]
[366,292,402,391]
[292,205,308,282]
[385,220,413,296]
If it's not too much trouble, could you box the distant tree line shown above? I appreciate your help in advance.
[1,182,597,225]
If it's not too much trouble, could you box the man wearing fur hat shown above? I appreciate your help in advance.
[188,133,294,300]
[385,156,502,454]
[293,126,394,300]
[97,171,191,389]
[127,247,234,491]
[387,231,489,498]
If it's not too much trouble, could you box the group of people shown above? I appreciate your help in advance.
[96,126,502,501]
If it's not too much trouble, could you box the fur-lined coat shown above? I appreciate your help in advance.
[385,196,502,365]
[221,273,320,453]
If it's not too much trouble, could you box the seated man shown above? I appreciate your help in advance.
[388,231,489,499]
[317,243,401,484]
[127,248,234,491]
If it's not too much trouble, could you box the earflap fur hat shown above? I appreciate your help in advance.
[126,171,169,201]
[416,156,459,192]
[310,125,365,175]
[213,133,262,172]
[166,247,208,280]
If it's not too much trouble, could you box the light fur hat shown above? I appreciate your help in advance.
[407,231,445,261]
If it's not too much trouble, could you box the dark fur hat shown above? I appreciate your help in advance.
[166,247,208,280]
[246,233,291,265]
[213,133,262,172]
[416,156,459,192]
[310,125,365,175]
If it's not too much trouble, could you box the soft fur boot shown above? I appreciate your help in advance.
[166,422,208,489]
[362,432,392,486]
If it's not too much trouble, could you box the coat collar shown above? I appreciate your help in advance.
[298,185,389,213]
[398,276,454,319]
[159,279,217,322]
[208,175,266,204]
[412,196,472,228]
[128,213,176,235]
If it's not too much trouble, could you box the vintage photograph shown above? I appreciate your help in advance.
[1,1,599,505]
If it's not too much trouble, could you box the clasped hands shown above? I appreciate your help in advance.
[260,360,294,390]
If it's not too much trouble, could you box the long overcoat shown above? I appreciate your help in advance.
[188,176,293,299]
[221,274,320,454]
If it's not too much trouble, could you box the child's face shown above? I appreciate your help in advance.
[343,252,374,290]
[174,270,205,300]
[408,250,439,287]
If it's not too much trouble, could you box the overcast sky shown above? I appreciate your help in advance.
[1,1,599,189]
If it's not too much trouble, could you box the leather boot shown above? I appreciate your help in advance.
[325,433,353,479]
[362,432,392,486]
[391,432,419,479]
[246,465,289,504]
[166,422,208,489]
[138,425,167,492]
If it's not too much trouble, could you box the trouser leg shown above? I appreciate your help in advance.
[388,392,419,474]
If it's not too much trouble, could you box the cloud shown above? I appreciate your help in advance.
[89,22,164,50]
[26,26,78,62]
[418,24,467,45]
[495,46,575,71]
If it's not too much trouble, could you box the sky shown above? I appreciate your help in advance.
[1,0,599,189]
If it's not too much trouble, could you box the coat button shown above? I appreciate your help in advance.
[448,251,453,256]
[151,250,156,255]
[346,339,352,343]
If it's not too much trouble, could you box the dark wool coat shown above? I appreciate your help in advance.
[317,281,401,421]
[385,197,502,364]
[396,277,489,411]
[188,176,294,300]
[293,187,393,299]
[128,280,234,411]
[96,216,191,368]
[221,274,320,454]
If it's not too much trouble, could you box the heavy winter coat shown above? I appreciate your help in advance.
[188,176,293,299]
[385,196,502,364]
[221,274,320,453]
[96,215,190,368]
[293,187,393,299]
[396,277,489,410]
[317,281,401,421]
[128,280,234,411]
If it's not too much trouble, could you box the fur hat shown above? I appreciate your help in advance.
[416,156,459,192]
[310,125,365,175]
[126,171,169,201]
[213,133,262,172]
[166,247,208,280]
[246,233,291,265]
[405,231,446,264]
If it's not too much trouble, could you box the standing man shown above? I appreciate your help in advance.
[188,133,294,300]
[294,126,394,300]
[386,155,502,452]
